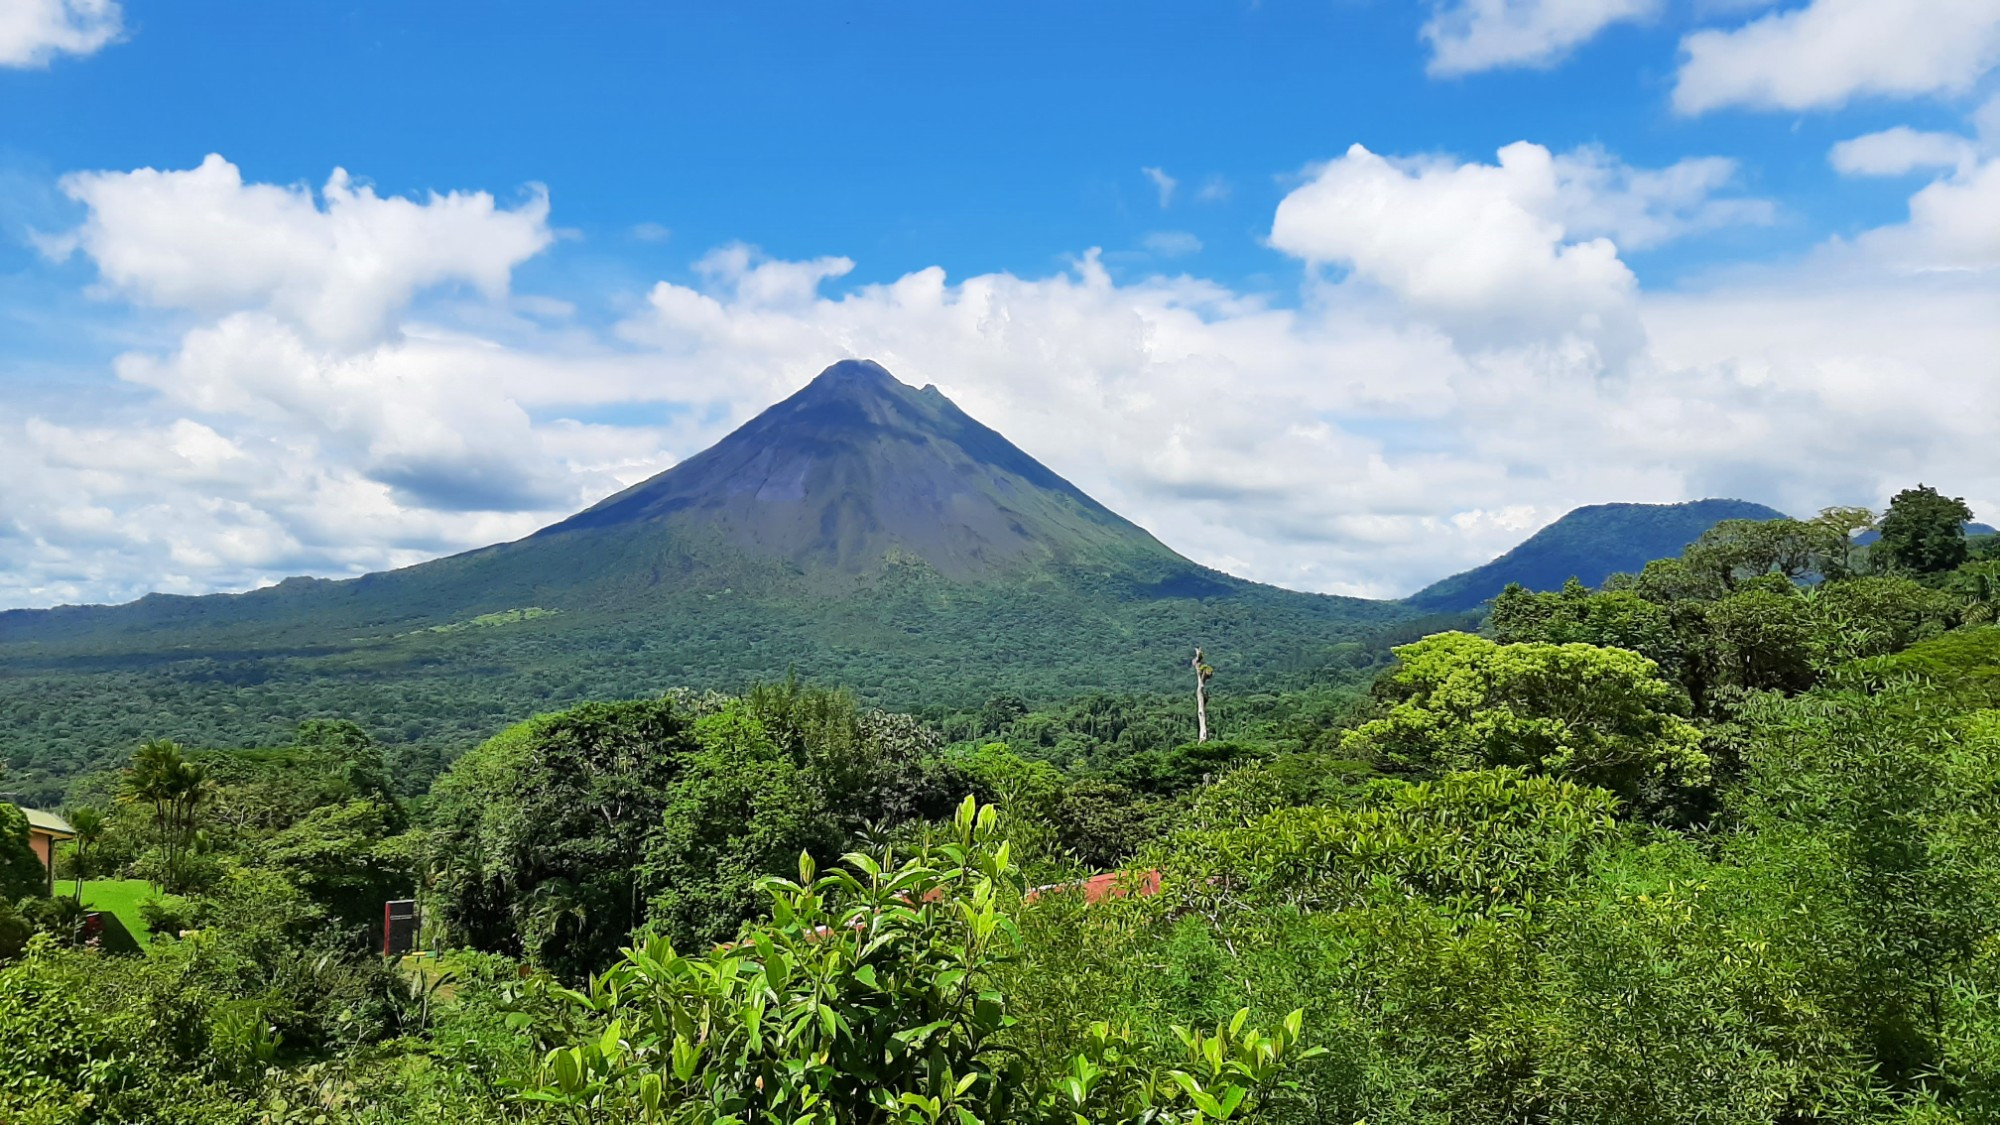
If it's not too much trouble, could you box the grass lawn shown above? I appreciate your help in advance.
[55,878,156,947]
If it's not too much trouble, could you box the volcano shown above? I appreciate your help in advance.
[537,358,1187,581]
[0,360,1411,787]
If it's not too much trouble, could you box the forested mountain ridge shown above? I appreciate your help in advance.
[1404,498,1789,612]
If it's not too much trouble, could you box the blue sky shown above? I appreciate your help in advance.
[3,2,1950,288]
[2,0,1997,605]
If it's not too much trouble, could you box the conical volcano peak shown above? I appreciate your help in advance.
[535,358,1188,581]
[804,358,901,394]
[784,358,932,424]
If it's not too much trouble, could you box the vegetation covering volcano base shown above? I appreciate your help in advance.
[0,362,1424,796]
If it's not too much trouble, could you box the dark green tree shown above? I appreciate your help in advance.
[643,703,841,948]
[1875,484,1974,575]
[425,698,698,979]
[264,799,409,938]
[1683,518,1822,590]
[645,685,964,948]
[0,805,46,901]
[979,692,1030,736]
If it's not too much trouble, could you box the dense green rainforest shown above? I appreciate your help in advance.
[9,489,2000,1123]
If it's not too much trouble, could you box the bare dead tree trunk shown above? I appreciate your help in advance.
[1192,648,1212,743]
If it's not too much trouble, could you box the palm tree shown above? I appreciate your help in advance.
[63,805,105,904]
[123,739,208,890]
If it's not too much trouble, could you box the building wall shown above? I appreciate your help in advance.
[28,830,57,893]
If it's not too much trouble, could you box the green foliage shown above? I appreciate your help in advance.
[1725,684,2000,1084]
[1492,579,1682,664]
[0,898,30,962]
[1681,517,1841,590]
[1876,485,1975,575]
[1702,577,1819,695]
[0,903,416,1124]
[1807,575,1960,658]
[1496,513,1974,712]
[425,698,697,978]
[429,686,967,978]
[1164,768,1625,914]
[0,557,1414,802]
[0,804,47,901]
[1861,626,2000,707]
[641,704,844,950]
[262,799,409,938]
[518,798,1321,1124]
[1342,632,1709,807]
[122,739,211,891]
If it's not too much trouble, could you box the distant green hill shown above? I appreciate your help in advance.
[0,361,1420,796]
[1403,499,1790,613]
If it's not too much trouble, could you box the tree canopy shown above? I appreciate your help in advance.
[1342,631,1710,808]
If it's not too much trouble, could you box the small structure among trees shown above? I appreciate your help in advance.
[1191,648,1214,743]
[20,808,74,895]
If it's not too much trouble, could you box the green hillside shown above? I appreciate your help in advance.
[0,562,1427,798]
[1404,498,1788,612]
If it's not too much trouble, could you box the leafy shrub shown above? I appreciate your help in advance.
[517,798,1322,1124]
[140,894,196,940]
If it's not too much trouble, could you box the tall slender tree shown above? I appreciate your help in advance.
[63,806,104,904]
[1814,506,1877,578]
[1191,648,1213,743]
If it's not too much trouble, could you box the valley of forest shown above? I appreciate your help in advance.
[9,486,2000,1123]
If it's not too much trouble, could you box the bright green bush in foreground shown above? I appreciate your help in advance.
[513,798,1320,1125]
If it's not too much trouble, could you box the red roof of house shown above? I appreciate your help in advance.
[1027,868,1162,905]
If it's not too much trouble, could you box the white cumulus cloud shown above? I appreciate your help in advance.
[0,0,119,67]
[1266,142,1767,358]
[1675,0,2000,114]
[4,145,1997,608]
[1831,126,1980,176]
[1848,157,2000,270]
[1269,142,1637,355]
[1423,0,1661,75]
[46,154,554,350]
